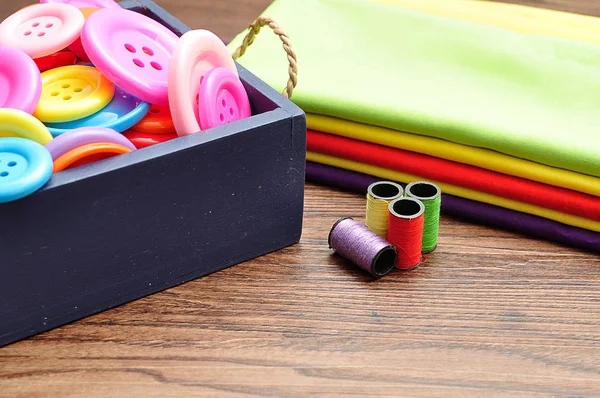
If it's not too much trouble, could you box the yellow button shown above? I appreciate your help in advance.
[0,108,53,145]
[34,65,115,123]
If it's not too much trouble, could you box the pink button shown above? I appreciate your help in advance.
[0,47,42,114]
[0,3,84,59]
[198,67,251,130]
[81,8,178,107]
[168,29,238,136]
[40,0,121,9]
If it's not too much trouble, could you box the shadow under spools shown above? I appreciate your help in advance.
[366,181,404,239]
[405,181,441,253]
[329,217,397,278]
[388,197,425,270]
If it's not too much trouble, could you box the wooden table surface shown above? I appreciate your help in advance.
[2,0,600,396]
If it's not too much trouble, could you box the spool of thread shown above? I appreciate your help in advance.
[387,197,425,270]
[328,217,398,278]
[405,181,442,253]
[365,181,404,238]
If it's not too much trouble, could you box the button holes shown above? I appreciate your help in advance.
[125,43,136,53]
[50,92,59,96]
[195,93,199,104]
[0,171,8,177]
[37,32,45,37]
[150,108,160,114]
[133,59,144,68]
[74,88,83,93]
[221,99,226,108]
[8,161,16,167]
[63,95,72,100]
[32,22,40,27]
[142,47,154,56]
[229,107,234,116]
[219,114,225,123]
[24,31,32,36]
[62,84,70,89]
[150,62,162,71]
[45,23,53,28]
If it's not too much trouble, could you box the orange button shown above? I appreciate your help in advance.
[53,142,131,172]
[131,104,175,134]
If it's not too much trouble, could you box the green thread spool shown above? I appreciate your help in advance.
[405,181,441,253]
[366,181,404,238]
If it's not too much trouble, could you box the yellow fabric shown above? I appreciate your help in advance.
[370,0,600,45]
[307,152,600,233]
[307,114,600,197]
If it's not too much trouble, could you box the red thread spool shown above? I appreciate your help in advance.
[387,197,425,270]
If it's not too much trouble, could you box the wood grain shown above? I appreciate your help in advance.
[2,0,600,397]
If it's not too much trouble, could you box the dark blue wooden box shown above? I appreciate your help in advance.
[0,0,306,347]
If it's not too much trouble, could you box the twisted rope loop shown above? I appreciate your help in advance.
[232,17,297,99]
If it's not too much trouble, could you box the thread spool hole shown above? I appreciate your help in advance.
[391,199,422,217]
[0,171,8,177]
[373,246,397,277]
[407,182,439,200]
[370,182,401,199]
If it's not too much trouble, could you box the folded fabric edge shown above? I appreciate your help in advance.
[306,114,600,197]
[307,151,600,233]
[369,0,600,45]
[306,129,600,221]
[305,161,600,254]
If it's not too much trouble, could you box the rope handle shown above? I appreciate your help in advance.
[232,17,298,99]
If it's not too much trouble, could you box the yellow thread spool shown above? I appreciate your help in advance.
[366,181,404,238]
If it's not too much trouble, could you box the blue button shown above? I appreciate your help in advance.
[0,138,53,203]
[45,86,151,137]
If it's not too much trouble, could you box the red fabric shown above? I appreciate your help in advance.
[307,130,600,221]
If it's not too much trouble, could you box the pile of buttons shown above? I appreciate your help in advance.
[0,0,252,204]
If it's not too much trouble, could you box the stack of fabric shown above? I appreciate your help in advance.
[228,0,600,252]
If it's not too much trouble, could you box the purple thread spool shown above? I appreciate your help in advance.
[328,217,397,278]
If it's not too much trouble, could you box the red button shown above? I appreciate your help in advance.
[123,130,177,149]
[34,50,78,72]
[67,7,99,63]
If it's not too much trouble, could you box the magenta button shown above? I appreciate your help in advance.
[0,47,42,114]
[198,67,251,130]
[81,8,178,107]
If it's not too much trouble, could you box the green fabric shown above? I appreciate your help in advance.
[228,0,600,177]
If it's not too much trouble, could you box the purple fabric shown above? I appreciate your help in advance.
[306,161,600,253]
